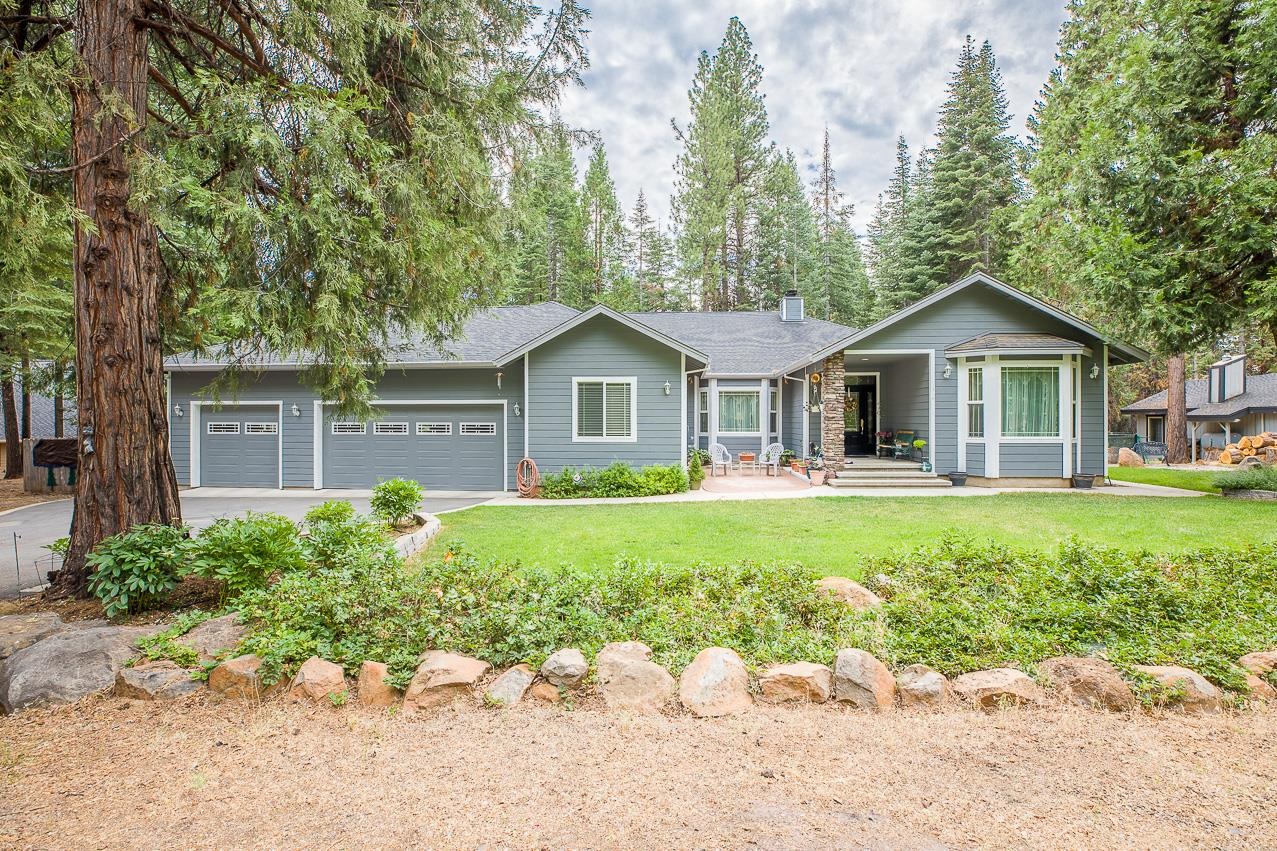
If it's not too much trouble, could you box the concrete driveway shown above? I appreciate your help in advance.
[0,488,496,597]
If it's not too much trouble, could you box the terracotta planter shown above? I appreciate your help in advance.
[808,470,826,486]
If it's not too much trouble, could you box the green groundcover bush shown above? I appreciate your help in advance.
[233,534,1277,692]
[1214,466,1277,492]
[539,462,689,499]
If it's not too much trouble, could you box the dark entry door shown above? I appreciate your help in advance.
[844,382,876,455]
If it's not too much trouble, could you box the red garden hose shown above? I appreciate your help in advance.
[516,457,539,498]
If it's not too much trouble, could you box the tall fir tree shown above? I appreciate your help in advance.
[754,150,816,310]
[866,136,911,315]
[580,142,631,308]
[810,128,872,324]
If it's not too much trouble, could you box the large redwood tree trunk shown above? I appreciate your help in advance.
[2,375,20,479]
[60,0,182,593]
[1166,353,1189,464]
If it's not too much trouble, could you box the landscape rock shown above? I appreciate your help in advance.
[541,648,589,688]
[402,651,490,712]
[0,624,154,714]
[115,661,202,700]
[1245,674,1275,702]
[952,668,1043,709]
[679,647,752,717]
[528,682,562,704]
[833,649,895,711]
[1239,650,1277,677]
[596,641,675,713]
[895,664,952,708]
[486,664,536,707]
[176,614,248,662]
[758,662,833,704]
[1132,665,1223,715]
[208,654,285,701]
[815,577,882,610]
[1117,447,1144,467]
[288,656,348,704]
[0,612,65,660]
[1040,656,1135,712]
[356,661,400,708]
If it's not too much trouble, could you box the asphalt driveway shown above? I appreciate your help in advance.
[0,488,495,597]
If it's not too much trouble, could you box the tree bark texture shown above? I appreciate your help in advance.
[2,376,20,479]
[1166,353,1189,464]
[61,0,182,593]
[19,358,31,439]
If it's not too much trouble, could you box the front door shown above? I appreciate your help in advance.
[844,381,876,455]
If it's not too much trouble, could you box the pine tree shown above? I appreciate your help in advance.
[506,129,590,307]
[810,128,872,324]
[580,142,631,308]
[867,136,911,315]
[755,150,816,311]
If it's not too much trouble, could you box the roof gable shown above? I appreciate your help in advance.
[493,304,708,366]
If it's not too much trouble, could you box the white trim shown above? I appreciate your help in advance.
[697,386,709,435]
[985,356,1001,477]
[245,422,278,435]
[801,371,809,457]
[680,354,688,467]
[1060,362,1073,479]
[570,377,638,443]
[523,353,530,459]
[312,400,322,488]
[776,378,783,444]
[189,400,284,488]
[944,346,1091,359]
[494,304,708,366]
[760,378,769,453]
[1102,344,1110,468]
[928,350,936,466]
[709,377,719,448]
[206,422,241,435]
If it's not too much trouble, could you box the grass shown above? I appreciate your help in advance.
[1106,466,1223,493]
[431,493,1277,579]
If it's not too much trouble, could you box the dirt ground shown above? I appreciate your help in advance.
[0,477,66,514]
[1,697,1273,850]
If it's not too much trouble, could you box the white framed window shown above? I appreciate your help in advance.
[207,422,240,435]
[244,422,278,435]
[373,421,409,436]
[698,389,709,434]
[417,422,451,436]
[1146,415,1165,443]
[966,367,984,438]
[573,378,636,442]
[769,387,779,434]
[1001,366,1060,437]
[460,422,497,436]
[331,422,366,435]
[718,390,760,434]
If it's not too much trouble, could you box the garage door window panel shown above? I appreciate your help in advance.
[245,422,278,435]
[207,422,240,435]
[331,422,366,435]
[460,422,497,435]
[373,422,409,436]
[417,422,452,435]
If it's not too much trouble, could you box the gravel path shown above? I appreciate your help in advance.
[2,698,1274,849]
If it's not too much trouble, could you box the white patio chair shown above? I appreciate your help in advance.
[708,442,731,476]
[760,442,786,476]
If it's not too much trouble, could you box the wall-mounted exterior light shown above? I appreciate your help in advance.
[291,403,301,417]
[943,364,953,379]
[1089,365,1100,380]
[173,404,184,417]
[513,402,522,417]
[663,381,671,396]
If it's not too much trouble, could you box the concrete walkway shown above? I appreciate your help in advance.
[0,488,498,598]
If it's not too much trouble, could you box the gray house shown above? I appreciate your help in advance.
[165,272,1145,491]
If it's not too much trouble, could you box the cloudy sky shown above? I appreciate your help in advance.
[557,0,1068,233]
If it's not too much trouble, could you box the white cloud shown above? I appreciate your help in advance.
[556,0,1067,233]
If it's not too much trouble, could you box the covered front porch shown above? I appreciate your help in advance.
[813,349,935,472]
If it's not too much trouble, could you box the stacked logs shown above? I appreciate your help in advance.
[1218,432,1277,464]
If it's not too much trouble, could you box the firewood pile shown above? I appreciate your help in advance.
[1218,432,1277,465]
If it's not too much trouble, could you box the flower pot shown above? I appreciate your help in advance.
[947,471,968,487]
[691,478,702,490]
[1071,473,1096,489]
[920,460,933,473]
[808,470,826,485]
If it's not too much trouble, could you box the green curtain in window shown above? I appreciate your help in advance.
[1001,367,1059,437]
[718,391,759,432]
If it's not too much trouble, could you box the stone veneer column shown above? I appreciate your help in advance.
[820,353,846,470]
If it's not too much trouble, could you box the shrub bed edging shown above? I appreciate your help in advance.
[393,513,441,559]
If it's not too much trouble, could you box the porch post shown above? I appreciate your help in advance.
[820,353,845,470]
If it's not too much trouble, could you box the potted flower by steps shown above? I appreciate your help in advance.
[947,471,968,487]
[807,458,827,485]
[913,439,932,473]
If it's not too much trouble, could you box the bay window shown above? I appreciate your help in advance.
[1001,366,1060,437]
[966,367,984,438]
[718,390,760,433]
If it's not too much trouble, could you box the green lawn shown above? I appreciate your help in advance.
[1106,466,1223,493]
[432,493,1277,578]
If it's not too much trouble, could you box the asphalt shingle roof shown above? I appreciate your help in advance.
[627,311,855,376]
[946,332,1086,354]
[1121,373,1277,419]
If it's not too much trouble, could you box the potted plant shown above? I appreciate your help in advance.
[913,438,931,472]
[780,448,796,467]
[807,457,826,485]
[947,471,968,486]
[1071,473,1096,489]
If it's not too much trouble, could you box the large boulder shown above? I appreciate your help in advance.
[1040,656,1135,712]
[832,649,895,711]
[176,614,248,662]
[0,612,65,660]
[596,641,675,714]
[115,661,202,701]
[485,664,536,707]
[815,577,882,610]
[1132,665,1222,715]
[0,625,153,714]
[758,662,833,704]
[1117,447,1144,467]
[208,653,286,701]
[679,647,751,717]
[952,668,1043,709]
[356,661,401,708]
[402,651,490,713]
[895,664,952,708]
[287,656,347,704]
[1239,650,1277,677]
[541,649,589,688]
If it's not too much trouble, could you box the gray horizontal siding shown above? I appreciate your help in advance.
[880,357,929,448]
[1000,442,1063,477]
[966,442,986,477]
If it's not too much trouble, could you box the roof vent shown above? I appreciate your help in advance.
[781,290,804,322]
[1208,354,1246,402]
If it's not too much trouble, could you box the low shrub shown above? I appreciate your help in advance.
[371,478,423,526]
[303,513,398,571]
[688,457,705,488]
[135,610,218,669]
[1214,466,1277,492]
[539,462,689,499]
[304,499,356,526]
[189,512,308,600]
[86,524,192,618]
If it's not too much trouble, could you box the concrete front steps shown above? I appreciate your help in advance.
[828,458,950,489]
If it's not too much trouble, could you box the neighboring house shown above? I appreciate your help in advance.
[165,272,1146,491]
[1122,354,1277,459]
[0,383,76,470]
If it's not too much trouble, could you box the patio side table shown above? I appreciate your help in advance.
[737,452,758,475]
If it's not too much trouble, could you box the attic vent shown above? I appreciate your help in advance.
[781,290,804,322]
[1208,354,1246,402]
